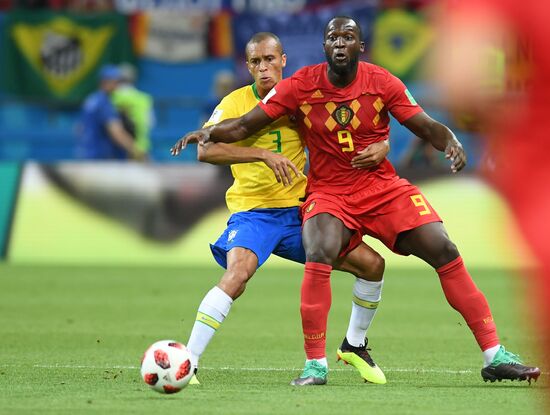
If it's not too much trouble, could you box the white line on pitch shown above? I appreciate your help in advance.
[5,364,474,374]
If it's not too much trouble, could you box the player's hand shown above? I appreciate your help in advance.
[262,151,303,186]
[171,129,211,156]
[351,139,390,169]
[444,138,467,173]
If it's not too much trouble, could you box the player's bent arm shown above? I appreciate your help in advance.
[351,139,390,169]
[402,112,466,172]
[171,106,274,155]
[403,112,451,151]
[198,142,272,165]
[197,142,302,186]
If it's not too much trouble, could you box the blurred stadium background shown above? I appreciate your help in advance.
[0,0,532,268]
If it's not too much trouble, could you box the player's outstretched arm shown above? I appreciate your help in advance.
[197,142,303,186]
[403,112,466,173]
[171,106,273,156]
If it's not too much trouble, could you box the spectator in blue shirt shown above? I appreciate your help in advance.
[77,64,146,160]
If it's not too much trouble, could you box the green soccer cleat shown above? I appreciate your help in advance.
[337,337,386,384]
[290,360,328,386]
[481,346,540,384]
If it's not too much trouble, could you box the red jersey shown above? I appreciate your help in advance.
[258,61,423,195]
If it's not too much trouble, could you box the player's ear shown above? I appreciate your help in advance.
[246,59,254,76]
[281,53,287,68]
[360,41,365,53]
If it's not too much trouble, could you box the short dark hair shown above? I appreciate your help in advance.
[324,16,363,41]
[245,32,284,59]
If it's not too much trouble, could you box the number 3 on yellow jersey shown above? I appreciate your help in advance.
[337,130,354,152]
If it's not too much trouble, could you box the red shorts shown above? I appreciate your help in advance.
[301,178,442,256]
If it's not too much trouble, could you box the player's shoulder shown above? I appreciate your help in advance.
[281,63,326,94]
[359,61,402,94]
[359,61,394,81]
[215,84,256,111]
[291,63,326,80]
[361,61,390,73]
[222,84,253,102]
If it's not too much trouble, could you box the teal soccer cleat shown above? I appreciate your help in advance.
[290,360,328,386]
[481,346,540,384]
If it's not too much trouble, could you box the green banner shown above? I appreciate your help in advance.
[1,11,133,103]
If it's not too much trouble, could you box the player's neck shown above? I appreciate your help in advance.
[327,64,358,88]
[257,89,269,99]
[253,82,270,100]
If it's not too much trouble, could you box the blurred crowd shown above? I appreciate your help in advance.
[0,0,488,172]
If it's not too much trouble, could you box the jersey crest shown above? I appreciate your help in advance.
[228,229,238,242]
[333,104,354,127]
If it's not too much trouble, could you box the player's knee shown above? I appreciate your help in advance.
[305,245,339,265]
[436,239,460,268]
[356,253,385,281]
[219,269,254,299]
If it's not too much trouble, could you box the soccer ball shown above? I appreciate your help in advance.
[140,340,194,394]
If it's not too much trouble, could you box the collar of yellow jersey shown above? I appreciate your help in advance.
[251,83,261,101]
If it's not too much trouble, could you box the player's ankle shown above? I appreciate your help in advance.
[306,357,328,367]
[482,344,501,367]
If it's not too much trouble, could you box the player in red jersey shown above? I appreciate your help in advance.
[172,16,540,386]
[435,0,550,386]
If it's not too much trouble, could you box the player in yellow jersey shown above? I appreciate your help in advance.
[182,32,390,385]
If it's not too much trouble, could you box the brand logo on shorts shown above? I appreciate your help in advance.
[227,230,238,242]
[333,104,354,127]
[305,202,316,213]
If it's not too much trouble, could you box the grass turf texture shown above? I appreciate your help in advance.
[0,264,545,414]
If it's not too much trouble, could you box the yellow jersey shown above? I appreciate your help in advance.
[204,83,306,213]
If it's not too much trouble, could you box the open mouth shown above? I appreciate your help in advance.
[334,53,347,62]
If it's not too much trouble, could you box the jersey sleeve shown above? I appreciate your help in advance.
[383,72,423,123]
[203,94,240,127]
[257,77,298,120]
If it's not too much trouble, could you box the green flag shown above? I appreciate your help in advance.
[1,10,133,103]
[371,9,434,80]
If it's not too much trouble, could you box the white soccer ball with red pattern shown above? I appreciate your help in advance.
[140,340,194,394]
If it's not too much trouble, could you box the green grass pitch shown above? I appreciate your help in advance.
[0,264,546,414]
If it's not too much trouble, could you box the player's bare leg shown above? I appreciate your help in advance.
[186,248,258,383]
[396,222,540,384]
[217,248,259,299]
[334,244,387,384]
[291,213,352,386]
